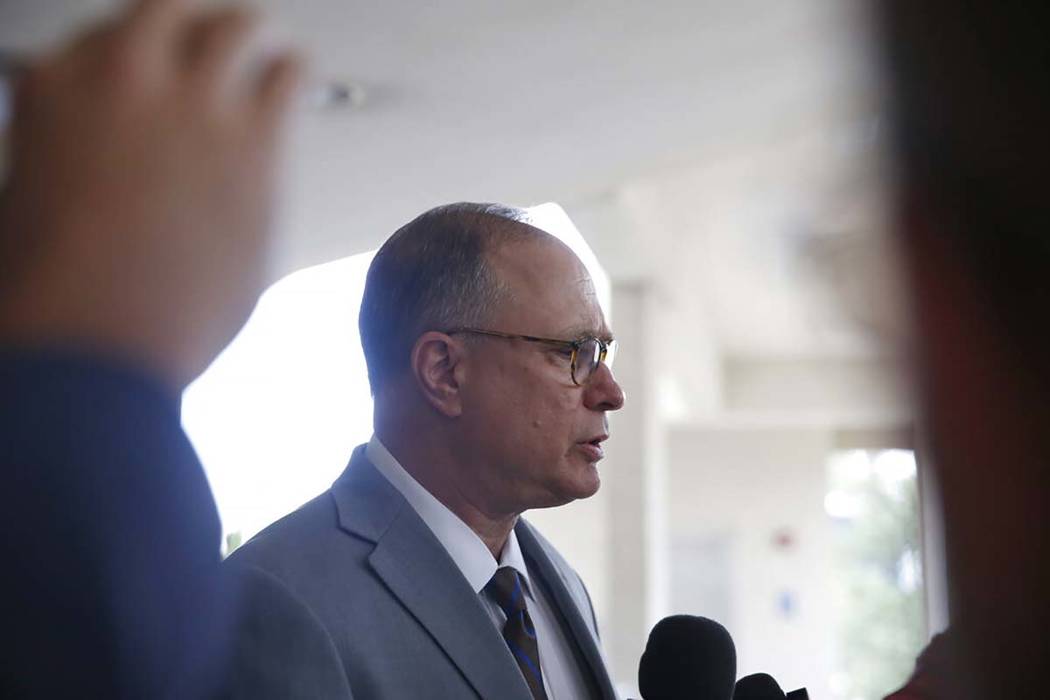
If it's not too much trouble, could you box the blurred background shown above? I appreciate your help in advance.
[1,1,942,697]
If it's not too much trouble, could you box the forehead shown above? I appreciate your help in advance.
[486,231,609,339]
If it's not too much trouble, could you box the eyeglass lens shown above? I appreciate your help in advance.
[573,339,615,384]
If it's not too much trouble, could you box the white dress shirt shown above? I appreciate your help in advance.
[367,435,593,700]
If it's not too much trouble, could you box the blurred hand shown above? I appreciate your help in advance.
[0,0,302,392]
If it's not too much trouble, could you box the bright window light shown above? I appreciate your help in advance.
[826,448,925,700]
[182,252,375,546]
[526,202,612,320]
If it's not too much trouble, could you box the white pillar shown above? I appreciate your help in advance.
[603,280,670,695]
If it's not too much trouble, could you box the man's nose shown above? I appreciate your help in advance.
[583,363,625,411]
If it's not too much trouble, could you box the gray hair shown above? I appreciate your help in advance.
[358,202,545,395]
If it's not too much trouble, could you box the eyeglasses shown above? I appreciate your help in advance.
[446,327,617,386]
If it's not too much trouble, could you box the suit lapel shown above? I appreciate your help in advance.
[331,448,533,700]
[517,521,620,700]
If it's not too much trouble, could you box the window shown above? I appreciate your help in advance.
[826,449,926,700]
[182,252,376,551]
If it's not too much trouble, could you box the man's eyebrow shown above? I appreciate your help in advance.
[558,325,614,342]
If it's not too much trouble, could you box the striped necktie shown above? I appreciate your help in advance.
[486,566,549,700]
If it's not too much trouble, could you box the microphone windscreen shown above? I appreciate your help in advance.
[638,615,736,700]
[733,673,785,700]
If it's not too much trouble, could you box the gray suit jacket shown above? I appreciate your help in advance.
[225,445,618,699]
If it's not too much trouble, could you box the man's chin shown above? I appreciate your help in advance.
[560,466,602,502]
[529,472,601,510]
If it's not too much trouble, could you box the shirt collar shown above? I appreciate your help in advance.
[366,435,533,598]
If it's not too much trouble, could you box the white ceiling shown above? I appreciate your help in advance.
[1,0,893,361]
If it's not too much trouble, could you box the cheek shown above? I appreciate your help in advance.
[524,389,582,439]
[482,356,582,441]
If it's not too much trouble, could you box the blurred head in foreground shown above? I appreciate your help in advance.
[880,3,1049,697]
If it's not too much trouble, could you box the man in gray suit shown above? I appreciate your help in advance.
[227,203,625,699]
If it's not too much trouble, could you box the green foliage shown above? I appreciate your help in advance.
[223,530,243,559]
[831,452,926,700]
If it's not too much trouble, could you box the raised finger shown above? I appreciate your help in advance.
[121,0,197,68]
[125,0,194,39]
[182,7,260,94]
[251,51,304,129]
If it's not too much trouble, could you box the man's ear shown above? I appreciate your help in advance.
[410,331,465,417]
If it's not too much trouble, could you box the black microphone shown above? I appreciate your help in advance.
[733,673,810,700]
[733,673,784,700]
[638,615,737,700]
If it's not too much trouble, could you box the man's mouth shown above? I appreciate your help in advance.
[577,434,609,462]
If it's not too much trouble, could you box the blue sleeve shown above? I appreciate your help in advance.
[0,349,233,699]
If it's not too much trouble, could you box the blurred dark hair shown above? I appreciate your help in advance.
[880,3,1050,367]
[358,202,541,395]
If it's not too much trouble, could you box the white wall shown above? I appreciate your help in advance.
[723,356,907,421]
[668,426,836,696]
